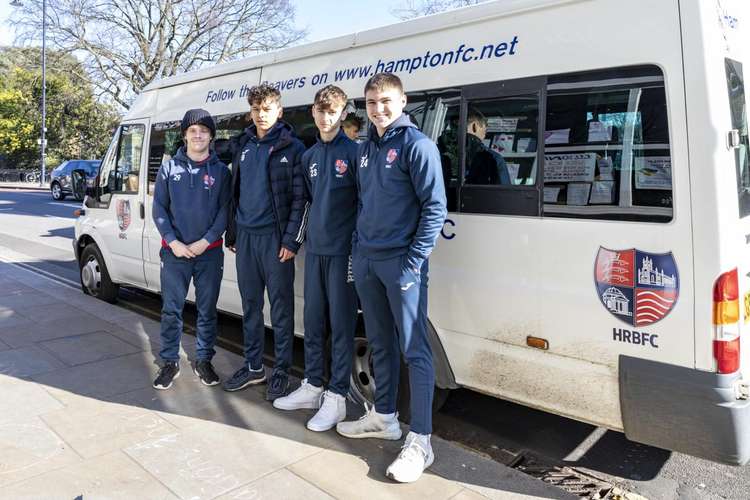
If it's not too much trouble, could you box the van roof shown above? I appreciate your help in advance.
[142,0,583,92]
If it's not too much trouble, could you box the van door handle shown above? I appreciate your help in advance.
[139,202,145,219]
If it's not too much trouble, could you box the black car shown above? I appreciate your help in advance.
[50,160,101,201]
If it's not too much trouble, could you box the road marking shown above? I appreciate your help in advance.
[47,202,82,209]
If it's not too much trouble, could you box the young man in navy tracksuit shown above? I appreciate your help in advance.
[223,84,307,401]
[336,73,447,483]
[152,108,232,390]
[272,85,358,432]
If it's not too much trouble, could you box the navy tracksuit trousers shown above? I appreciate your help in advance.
[352,253,434,435]
[159,246,224,362]
[235,228,294,374]
[303,253,358,397]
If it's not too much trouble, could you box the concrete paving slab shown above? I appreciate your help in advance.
[0,317,118,348]
[0,337,10,351]
[0,345,67,377]
[40,400,178,459]
[31,351,157,399]
[0,375,64,420]
[0,290,61,310]
[15,302,102,325]
[451,488,494,500]
[289,447,464,500]
[39,330,141,366]
[0,450,179,500]
[0,308,34,329]
[216,469,334,500]
[124,421,321,500]
[0,416,82,487]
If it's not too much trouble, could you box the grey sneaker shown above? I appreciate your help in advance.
[193,360,220,386]
[266,371,290,401]
[222,365,266,392]
[336,403,402,440]
[153,361,180,390]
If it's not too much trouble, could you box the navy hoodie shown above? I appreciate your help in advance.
[152,147,232,247]
[300,129,358,256]
[354,115,447,269]
[236,123,282,233]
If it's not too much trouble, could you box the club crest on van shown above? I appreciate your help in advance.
[594,247,679,327]
[116,199,131,232]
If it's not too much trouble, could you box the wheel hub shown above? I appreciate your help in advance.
[350,337,376,405]
[81,258,101,292]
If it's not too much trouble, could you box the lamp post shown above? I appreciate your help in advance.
[11,0,46,187]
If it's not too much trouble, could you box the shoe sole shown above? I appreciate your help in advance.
[222,376,266,392]
[335,427,402,440]
[192,366,221,386]
[265,389,289,402]
[273,397,322,411]
[153,369,180,390]
[307,416,345,432]
[386,454,435,483]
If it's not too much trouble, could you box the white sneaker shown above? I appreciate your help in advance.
[335,403,402,440]
[272,379,323,410]
[386,432,435,483]
[307,391,347,432]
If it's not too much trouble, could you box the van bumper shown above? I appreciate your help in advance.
[619,354,750,465]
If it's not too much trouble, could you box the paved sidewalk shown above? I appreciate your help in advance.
[0,181,48,191]
[0,259,574,500]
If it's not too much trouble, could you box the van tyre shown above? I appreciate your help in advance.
[348,331,450,423]
[51,182,65,201]
[79,243,119,303]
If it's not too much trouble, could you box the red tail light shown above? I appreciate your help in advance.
[713,268,740,374]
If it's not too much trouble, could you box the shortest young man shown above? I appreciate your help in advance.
[341,113,363,141]
[152,108,232,390]
[272,85,359,431]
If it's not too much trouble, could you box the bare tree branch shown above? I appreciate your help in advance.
[391,0,488,20]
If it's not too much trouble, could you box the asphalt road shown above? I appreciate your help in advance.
[1,187,748,500]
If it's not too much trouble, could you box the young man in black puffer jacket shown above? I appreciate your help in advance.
[223,84,307,401]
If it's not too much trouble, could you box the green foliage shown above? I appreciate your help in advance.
[0,47,120,169]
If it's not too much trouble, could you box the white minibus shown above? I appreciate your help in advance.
[74,0,750,465]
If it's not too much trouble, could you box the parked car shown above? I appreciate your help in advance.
[50,160,101,201]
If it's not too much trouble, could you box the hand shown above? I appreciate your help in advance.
[187,238,210,256]
[278,247,296,262]
[169,240,195,258]
[228,245,236,253]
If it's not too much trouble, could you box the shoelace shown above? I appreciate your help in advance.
[270,374,286,391]
[356,402,374,421]
[398,438,428,462]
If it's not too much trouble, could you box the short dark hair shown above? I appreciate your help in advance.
[314,85,348,110]
[248,83,281,106]
[467,107,488,127]
[342,113,362,129]
[364,72,403,95]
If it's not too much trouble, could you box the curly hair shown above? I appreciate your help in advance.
[313,85,348,110]
[247,83,281,106]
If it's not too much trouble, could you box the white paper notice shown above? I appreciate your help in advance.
[516,137,532,152]
[597,157,614,180]
[487,117,519,133]
[634,157,672,190]
[588,121,613,142]
[566,183,591,206]
[543,153,597,182]
[589,181,615,204]
[492,134,515,152]
[506,163,520,183]
[544,128,570,144]
[544,186,562,203]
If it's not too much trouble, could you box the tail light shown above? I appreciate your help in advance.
[713,268,741,374]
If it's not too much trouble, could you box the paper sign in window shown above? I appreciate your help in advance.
[634,157,672,190]
[491,134,515,152]
[544,153,597,182]
[506,163,520,183]
[566,183,591,206]
[589,181,615,204]
[588,121,613,142]
[487,117,519,133]
[597,158,614,180]
[544,186,562,203]
[544,128,570,144]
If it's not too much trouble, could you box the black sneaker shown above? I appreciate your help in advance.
[222,365,266,392]
[153,361,180,390]
[193,360,220,386]
[266,371,289,401]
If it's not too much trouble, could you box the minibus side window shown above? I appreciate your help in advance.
[725,58,750,218]
[282,106,317,148]
[94,124,144,206]
[543,65,672,222]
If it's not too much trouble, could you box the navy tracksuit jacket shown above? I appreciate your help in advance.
[227,121,307,374]
[353,115,447,434]
[299,129,359,396]
[152,147,232,362]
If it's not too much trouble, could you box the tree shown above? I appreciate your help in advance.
[9,0,305,109]
[0,47,119,169]
[392,0,489,20]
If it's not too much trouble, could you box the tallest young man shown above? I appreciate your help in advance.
[336,73,447,483]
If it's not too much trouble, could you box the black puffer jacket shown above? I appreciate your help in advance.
[225,121,308,252]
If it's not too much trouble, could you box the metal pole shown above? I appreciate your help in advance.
[40,0,46,187]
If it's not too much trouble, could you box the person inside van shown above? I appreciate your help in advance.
[272,85,359,432]
[223,84,307,401]
[151,108,232,390]
[336,73,447,483]
[464,108,512,185]
[341,113,363,141]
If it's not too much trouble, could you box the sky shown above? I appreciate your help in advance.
[0,0,403,47]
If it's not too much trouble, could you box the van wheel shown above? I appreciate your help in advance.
[348,332,450,422]
[51,182,65,200]
[79,243,119,303]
